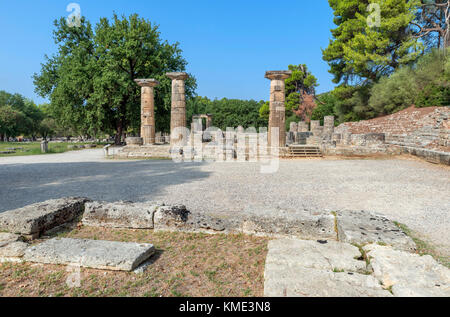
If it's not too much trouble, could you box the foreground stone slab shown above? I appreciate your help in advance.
[337,210,416,252]
[0,198,89,238]
[23,238,155,271]
[82,201,160,229]
[265,265,391,297]
[264,239,391,297]
[266,239,367,273]
[364,244,450,297]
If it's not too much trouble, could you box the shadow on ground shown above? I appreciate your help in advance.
[0,160,210,212]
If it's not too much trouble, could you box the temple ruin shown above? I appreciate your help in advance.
[119,71,450,165]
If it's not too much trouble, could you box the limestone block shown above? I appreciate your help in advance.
[0,241,29,261]
[125,137,143,146]
[0,197,90,238]
[24,238,155,271]
[240,210,335,240]
[264,266,391,297]
[364,244,450,297]
[298,122,308,133]
[289,122,298,133]
[266,239,367,272]
[0,232,21,247]
[264,238,391,297]
[153,205,190,231]
[82,201,160,229]
[337,210,416,252]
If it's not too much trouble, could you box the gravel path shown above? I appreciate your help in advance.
[1,150,449,256]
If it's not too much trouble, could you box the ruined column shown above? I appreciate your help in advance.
[323,116,335,141]
[167,72,189,146]
[135,79,159,145]
[289,122,298,133]
[310,120,324,136]
[206,115,213,129]
[298,122,309,133]
[265,71,292,147]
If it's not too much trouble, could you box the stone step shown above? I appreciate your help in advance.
[23,238,155,271]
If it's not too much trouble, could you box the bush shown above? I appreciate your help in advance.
[369,49,449,111]
[369,67,418,114]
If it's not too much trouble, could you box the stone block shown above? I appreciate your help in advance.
[364,244,450,297]
[337,210,416,252]
[24,238,155,271]
[0,197,90,238]
[153,206,335,239]
[82,201,160,229]
[239,211,335,240]
[0,232,22,247]
[153,205,190,231]
[0,242,28,262]
[266,239,367,272]
[264,238,391,297]
[264,265,391,297]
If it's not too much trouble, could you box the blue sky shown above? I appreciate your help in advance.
[0,0,336,104]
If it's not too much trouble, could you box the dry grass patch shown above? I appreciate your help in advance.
[0,227,268,297]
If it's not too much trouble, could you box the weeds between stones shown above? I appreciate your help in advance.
[393,221,449,268]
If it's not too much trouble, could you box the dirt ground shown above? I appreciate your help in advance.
[0,227,268,297]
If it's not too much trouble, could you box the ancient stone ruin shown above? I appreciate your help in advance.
[118,71,450,165]
[1,197,448,296]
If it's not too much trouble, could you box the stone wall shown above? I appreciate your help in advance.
[335,106,450,152]
[327,106,450,165]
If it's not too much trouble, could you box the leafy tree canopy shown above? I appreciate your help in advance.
[34,13,197,144]
[323,0,423,85]
[187,97,267,130]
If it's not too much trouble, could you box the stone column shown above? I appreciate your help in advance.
[323,116,335,141]
[206,115,213,129]
[167,72,189,146]
[310,120,324,137]
[265,71,292,147]
[135,79,159,145]
[289,122,298,133]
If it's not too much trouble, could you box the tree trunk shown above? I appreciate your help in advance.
[115,121,123,145]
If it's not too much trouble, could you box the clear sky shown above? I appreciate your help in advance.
[0,0,336,104]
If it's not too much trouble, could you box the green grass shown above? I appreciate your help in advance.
[0,142,106,157]
[394,221,450,268]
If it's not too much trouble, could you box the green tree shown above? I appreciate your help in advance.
[34,14,197,144]
[412,1,450,49]
[369,48,450,111]
[258,101,270,122]
[285,64,318,119]
[323,0,422,85]
[187,97,267,130]
[0,105,27,141]
[311,92,339,124]
[0,91,44,139]
[322,0,424,122]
